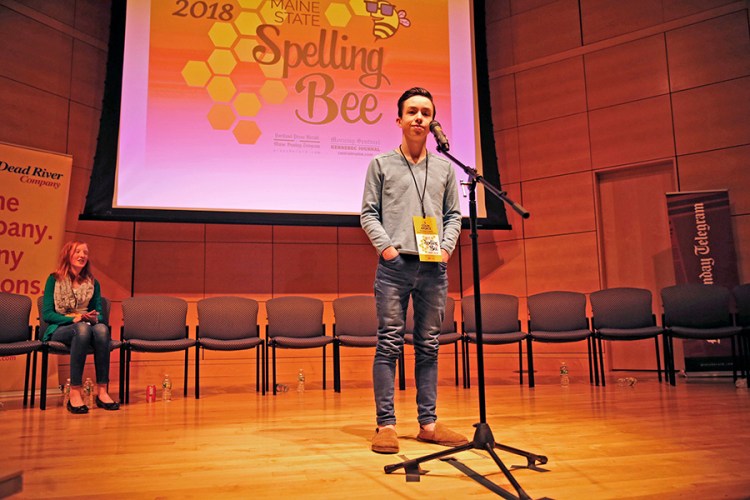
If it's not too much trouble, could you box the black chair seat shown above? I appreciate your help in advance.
[269,336,333,349]
[336,335,377,348]
[128,338,195,352]
[0,340,41,356]
[46,339,122,354]
[661,284,742,385]
[196,296,264,398]
[529,329,591,342]
[465,332,526,344]
[332,295,379,393]
[265,296,329,395]
[199,337,263,351]
[597,326,663,340]
[669,325,741,339]
[0,292,37,408]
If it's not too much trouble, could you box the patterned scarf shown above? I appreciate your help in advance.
[54,276,94,315]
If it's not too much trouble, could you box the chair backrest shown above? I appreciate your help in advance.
[528,291,588,331]
[36,295,111,339]
[462,294,520,334]
[405,296,456,334]
[332,295,378,337]
[733,284,750,327]
[590,287,654,329]
[661,284,733,328]
[197,296,259,340]
[266,296,324,338]
[121,296,188,341]
[0,292,32,342]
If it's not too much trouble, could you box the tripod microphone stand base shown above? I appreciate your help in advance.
[384,422,548,499]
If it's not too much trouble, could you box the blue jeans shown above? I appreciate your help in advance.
[51,322,111,386]
[373,253,448,426]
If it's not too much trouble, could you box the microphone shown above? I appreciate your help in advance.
[429,121,450,152]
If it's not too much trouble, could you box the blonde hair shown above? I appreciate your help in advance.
[53,240,94,283]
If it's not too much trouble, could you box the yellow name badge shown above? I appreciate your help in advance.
[413,216,442,262]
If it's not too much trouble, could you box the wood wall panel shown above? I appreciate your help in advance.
[205,224,273,242]
[734,215,750,283]
[489,75,518,130]
[677,145,750,215]
[11,0,76,25]
[481,181,524,241]
[589,95,675,168]
[512,0,581,63]
[460,239,527,297]
[516,57,586,125]
[77,232,133,302]
[67,101,100,168]
[580,0,663,44]
[672,76,750,155]
[337,244,378,294]
[73,0,112,42]
[133,241,205,297]
[71,39,107,108]
[66,166,93,230]
[486,0,511,22]
[584,35,669,110]
[663,0,736,21]
[518,112,591,180]
[494,128,521,184]
[272,225,338,244]
[666,12,750,92]
[522,171,597,238]
[0,76,69,153]
[272,243,338,297]
[486,17,514,72]
[596,163,676,293]
[136,222,205,241]
[524,232,600,295]
[204,242,273,297]
[337,226,370,245]
[511,0,560,15]
[0,6,72,96]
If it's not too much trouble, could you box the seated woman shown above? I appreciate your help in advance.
[42,240,120,413]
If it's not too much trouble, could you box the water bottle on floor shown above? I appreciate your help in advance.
[560,362,569,387]
[162,374,172,402]
[62,378,71,407]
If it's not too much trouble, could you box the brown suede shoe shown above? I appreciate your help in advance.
[417,422,469,447]
[371,427,399,454]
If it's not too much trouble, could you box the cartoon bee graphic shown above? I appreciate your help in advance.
[364,1,410,40]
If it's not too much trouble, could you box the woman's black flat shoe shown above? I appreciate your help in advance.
[95,396,120,411]
[67,401,89,414]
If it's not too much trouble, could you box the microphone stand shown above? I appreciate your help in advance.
[383,145,546,499]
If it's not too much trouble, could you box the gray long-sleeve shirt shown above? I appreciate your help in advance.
[360,149,462,257]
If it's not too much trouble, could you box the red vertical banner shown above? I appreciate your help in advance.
[666,190,739,374]
[0,141,72,392]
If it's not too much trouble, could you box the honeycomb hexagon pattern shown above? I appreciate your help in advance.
[182,61,212,87]
[234,92,262,117]
[207,49,238,75]
[233,120,262,144]
[325,2,353,28]
[183,1,301,144]
[207,103,236,130]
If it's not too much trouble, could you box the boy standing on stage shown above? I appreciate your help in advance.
[361,87,467,454]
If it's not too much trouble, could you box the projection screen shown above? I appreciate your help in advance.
[83,0,510,228]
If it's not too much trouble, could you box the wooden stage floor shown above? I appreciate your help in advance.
[2,375,749,499]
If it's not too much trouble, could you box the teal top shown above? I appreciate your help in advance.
[41,274,104,341]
